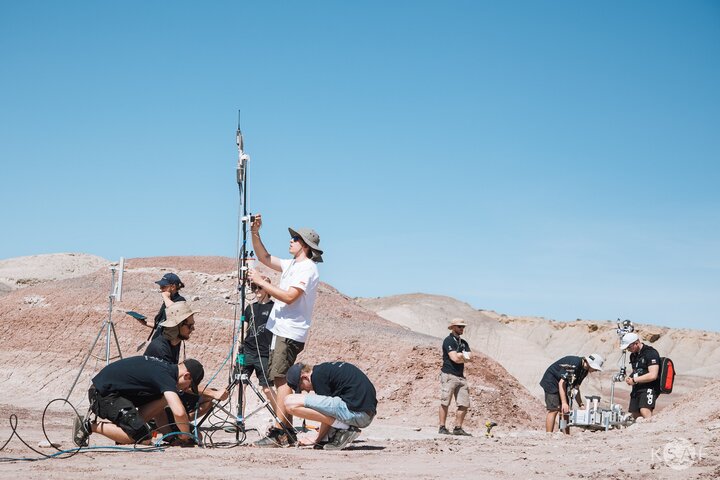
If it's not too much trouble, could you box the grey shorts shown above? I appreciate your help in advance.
[544,391,562,412]
[440,372,470,408]
[304,394,375,429]
[268,336,305,381]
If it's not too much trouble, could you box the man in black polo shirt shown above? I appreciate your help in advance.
[439,318,473,436]
[539,353,604,433]
[284,361,377,450]
[621,332,662,419]
[74,356,204,446]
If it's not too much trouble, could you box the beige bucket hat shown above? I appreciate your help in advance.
[162,301,198,328]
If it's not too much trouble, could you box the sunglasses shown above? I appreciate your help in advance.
[181,322,195,329]
[290,235,302,242]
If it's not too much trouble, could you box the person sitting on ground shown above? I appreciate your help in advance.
[284,361,377,451]
[144,301,228,418]
[621,332,662,420]
[239,277,274,417]
[74,356,204,447]
[539,353,604,434]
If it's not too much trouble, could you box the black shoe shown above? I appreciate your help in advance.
[255,426,296,448]
[254,427,285,448]
[453,427,472,436]
[438,426,451,435]
[73,415,91,447]
[324,426,361,451]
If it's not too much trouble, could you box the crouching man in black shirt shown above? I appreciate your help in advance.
[284,362,377,450]
[621,332,662,420]
[75,356,204,446]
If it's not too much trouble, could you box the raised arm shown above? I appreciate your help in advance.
[251,214,283,272]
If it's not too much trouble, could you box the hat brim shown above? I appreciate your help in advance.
[448,323,467,329]
[155,280,171,286]
[288,228,324,255]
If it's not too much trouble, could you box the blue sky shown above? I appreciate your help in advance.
[1,1,718,331]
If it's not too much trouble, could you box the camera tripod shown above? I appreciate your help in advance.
[65,259,125,400]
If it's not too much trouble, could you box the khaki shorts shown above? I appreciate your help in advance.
[268,336,305,381]
[440,372,470,408]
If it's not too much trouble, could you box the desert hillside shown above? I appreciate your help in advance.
[358,294,720,406]
[1,254,718,479]
[0,255,542,431]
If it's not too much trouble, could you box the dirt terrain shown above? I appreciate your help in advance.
[0,255,718,479]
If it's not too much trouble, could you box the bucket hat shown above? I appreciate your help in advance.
[288,227,323,263]
[162,301,198,328]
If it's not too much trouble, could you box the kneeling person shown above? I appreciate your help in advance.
[284,361,377,450]
[75,356,204,446]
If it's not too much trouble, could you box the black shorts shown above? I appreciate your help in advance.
[544,391,562,412]
[629,388,659,412]
[88,386,151,442]
[241,351,271,387]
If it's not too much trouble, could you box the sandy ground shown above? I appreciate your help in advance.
[0,255,718,478]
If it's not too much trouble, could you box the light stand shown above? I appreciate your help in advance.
[66,257,125,400]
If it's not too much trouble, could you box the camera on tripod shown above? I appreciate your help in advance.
[612,367,626,383]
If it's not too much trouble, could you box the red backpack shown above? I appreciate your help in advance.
[659,357,675,394]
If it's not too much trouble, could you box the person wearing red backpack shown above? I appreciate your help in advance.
[621,333,662,419]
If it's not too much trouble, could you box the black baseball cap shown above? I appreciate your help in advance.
[156,273,184,287]
[286,363,304,393]
[183,359,204,394]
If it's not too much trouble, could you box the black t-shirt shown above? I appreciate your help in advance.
[92,356,178,406]
[539,356,589,394]
[242,301,274,357]
[441,334,471,378]
[630,344,662,393]
[151,292,185,340]
[311,362,377,415]
[144,334,181,364]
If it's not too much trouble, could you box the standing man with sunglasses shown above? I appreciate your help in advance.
[247,214,322,447]
[439,318,473,436]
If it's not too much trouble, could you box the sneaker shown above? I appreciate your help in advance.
[254,427,285,448]
[73,415,91,447]
[324,426,361,451]
[254,426,296,448]
[438,426,451,435]
[453,427,472,436]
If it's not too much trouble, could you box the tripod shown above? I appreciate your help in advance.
[66,259,125,400]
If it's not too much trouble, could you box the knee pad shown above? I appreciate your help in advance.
[117,407,152,443]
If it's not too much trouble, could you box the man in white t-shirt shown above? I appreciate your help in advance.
[247,213,322,447]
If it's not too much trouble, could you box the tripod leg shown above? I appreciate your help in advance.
[109,321,123,360]
[66,322,108,400]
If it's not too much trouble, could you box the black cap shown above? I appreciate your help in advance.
[156,273,183,287]
[286,363,304,393]
[183,359,204,394]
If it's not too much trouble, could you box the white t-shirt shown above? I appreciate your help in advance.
[266,258,319,343]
